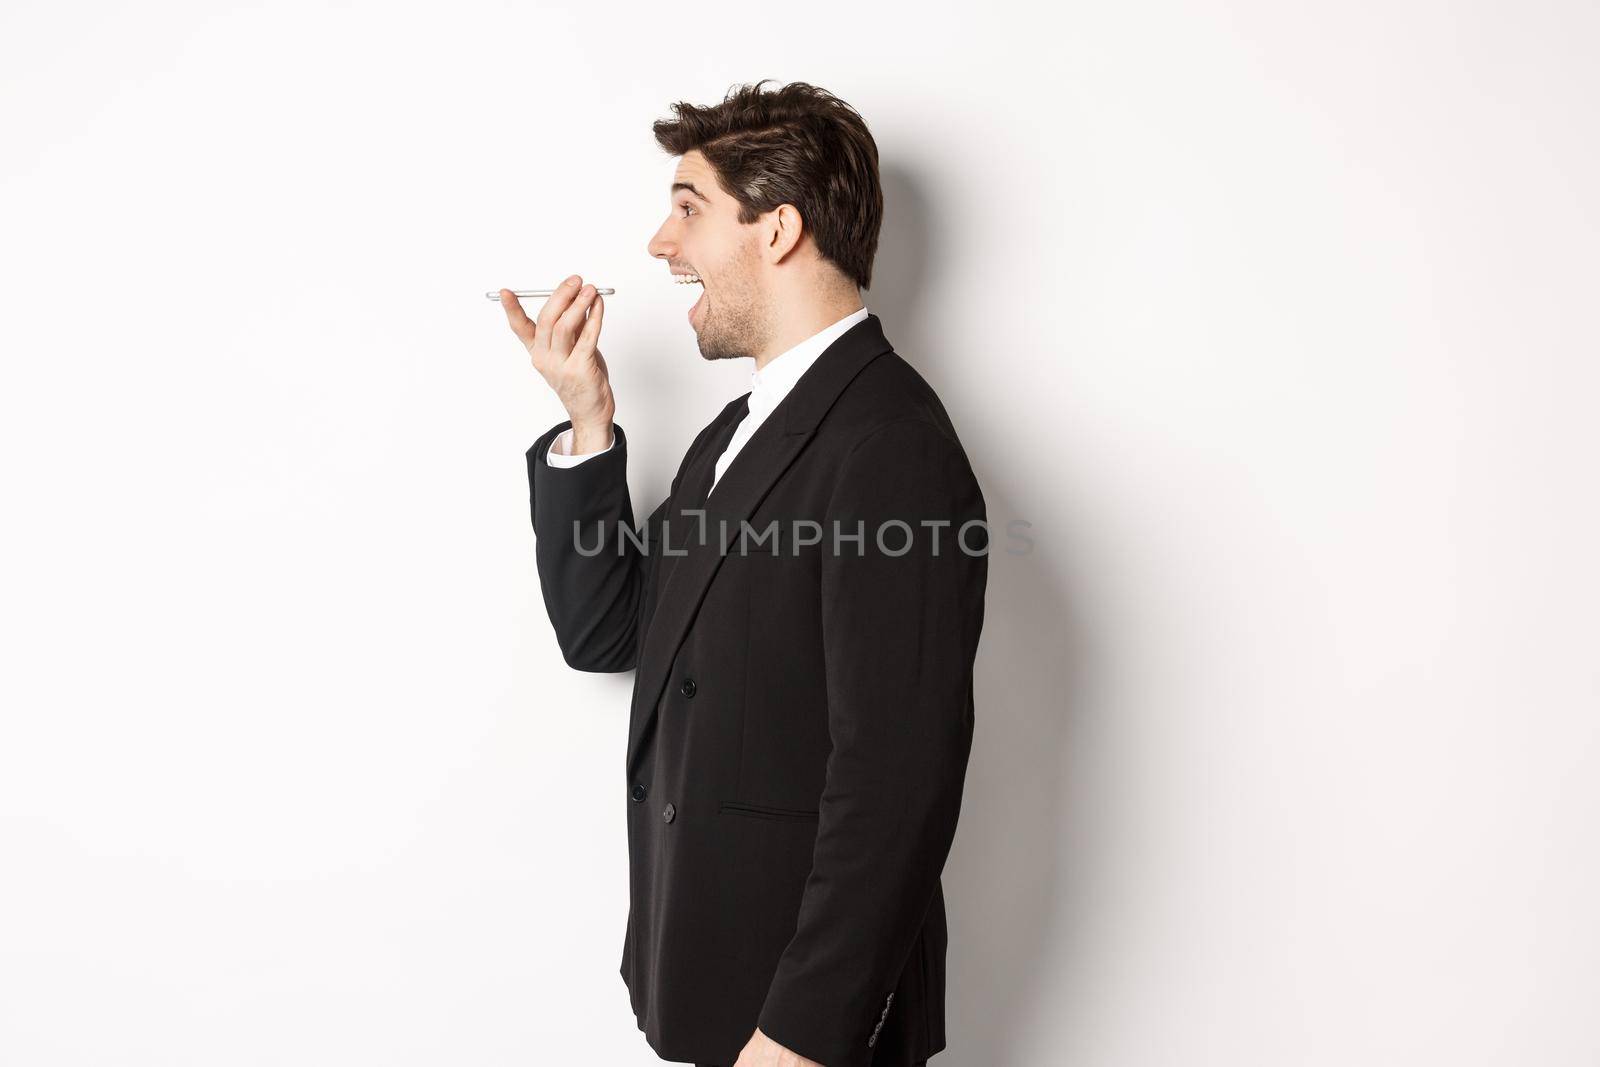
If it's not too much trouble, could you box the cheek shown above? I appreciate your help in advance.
[712,236,759,284]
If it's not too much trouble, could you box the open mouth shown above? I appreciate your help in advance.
[674,271,705,325]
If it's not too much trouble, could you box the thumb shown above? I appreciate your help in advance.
[499,289,537,345]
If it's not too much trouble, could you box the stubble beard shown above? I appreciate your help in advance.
[695,247,769,363]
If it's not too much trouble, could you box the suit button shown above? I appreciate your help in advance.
[662,802,676,823]
[680,678,697,698]
[630,783,646,803]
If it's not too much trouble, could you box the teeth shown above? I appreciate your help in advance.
[674,274,702,285]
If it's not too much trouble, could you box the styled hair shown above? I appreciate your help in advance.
[653,80,883,291]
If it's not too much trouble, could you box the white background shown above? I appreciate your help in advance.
[3,1,1597,1064]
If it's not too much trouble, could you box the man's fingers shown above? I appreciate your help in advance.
[572,292,604,360]
[553,283,597,349]
[534,274,584,350]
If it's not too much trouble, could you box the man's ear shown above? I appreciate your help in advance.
[765,203,806,264]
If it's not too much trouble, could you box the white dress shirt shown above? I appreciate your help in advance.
[546,305,869,495]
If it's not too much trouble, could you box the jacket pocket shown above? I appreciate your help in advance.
[718,800,820,821]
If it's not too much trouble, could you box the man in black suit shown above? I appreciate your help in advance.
[499,81,987,1067]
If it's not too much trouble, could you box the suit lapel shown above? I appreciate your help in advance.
[625,312,894,779]
[657,397,747,592]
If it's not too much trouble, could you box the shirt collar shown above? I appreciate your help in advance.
[748,306,870,408]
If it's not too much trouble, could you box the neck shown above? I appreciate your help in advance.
[753,288,865,371]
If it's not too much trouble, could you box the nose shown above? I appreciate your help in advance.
[647,217,676,263]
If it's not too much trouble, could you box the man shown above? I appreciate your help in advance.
[500,81,987,1067]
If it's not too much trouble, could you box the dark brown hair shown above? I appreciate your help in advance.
[653,80,883,291]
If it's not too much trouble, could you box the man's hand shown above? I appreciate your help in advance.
[500,274,614,453]
[732,1027,824,1067]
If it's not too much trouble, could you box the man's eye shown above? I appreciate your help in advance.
[678,203,695,217]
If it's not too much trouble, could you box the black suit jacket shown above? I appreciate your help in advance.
[525,313,987,1066]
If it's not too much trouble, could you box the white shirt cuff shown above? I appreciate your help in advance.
[546,425,615,467]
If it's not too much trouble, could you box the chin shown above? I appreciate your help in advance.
[696,328,747,363]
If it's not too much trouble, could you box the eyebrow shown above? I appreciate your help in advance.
[671,181,711,204]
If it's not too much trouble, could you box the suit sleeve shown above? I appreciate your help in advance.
[755,419,989,1067]
[527,419,666,673]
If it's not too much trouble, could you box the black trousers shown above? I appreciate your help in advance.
[695,1063,929,1066]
